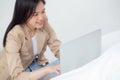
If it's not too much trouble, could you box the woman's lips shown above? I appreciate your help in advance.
[37,21,43,26]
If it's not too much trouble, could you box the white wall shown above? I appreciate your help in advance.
[0,0,120,50]
[46,0,120,43]
[0,0,15,50]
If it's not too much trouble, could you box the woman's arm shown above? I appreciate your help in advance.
[29,65,60,80]
[5,26,31,80]
[43,17,61,59]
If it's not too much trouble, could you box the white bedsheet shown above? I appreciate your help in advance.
[102,30,120,53]
[51,42,120,80]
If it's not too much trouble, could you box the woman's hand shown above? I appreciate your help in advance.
[45,65,61,74]
[29,65,60,80]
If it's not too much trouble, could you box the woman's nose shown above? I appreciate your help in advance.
[37,14,44,21]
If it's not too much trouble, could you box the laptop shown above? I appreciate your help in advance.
[51,29,101,80]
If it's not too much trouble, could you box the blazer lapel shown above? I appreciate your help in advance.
[36,29,48,55]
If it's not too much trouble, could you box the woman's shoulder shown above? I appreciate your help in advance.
[12,24,24,31]
[8,24,25,37]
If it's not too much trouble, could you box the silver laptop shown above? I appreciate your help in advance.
[60,29,101,74]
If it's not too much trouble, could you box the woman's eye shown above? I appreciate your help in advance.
[33,12,38,16]
[42,10,45,14]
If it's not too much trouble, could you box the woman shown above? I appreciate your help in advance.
[0,0,61,80]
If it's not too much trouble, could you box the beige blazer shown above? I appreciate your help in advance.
[0,19,61,80]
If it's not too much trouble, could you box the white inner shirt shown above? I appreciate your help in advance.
[32,35,38,56]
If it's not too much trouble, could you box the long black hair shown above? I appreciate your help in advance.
[3,0,46,47]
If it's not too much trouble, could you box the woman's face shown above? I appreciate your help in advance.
[27,2,46,30]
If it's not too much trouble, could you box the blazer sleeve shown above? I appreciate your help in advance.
[43,17,61,58]
[5,28,30,80]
